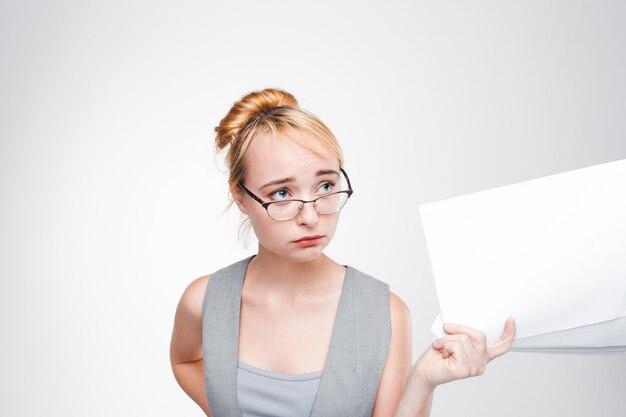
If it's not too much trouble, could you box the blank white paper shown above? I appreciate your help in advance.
[420,158,626,345]
[512,316,626,348]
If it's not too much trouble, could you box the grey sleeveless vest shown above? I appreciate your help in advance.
[202,256,391,417]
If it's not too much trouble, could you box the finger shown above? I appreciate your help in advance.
[442,340,467,364]
[442,341,472,379]
[432,338,443,349]
[486,317,517,362]
[443,323,487,351]
[437,338,466,359]
[436,323,487,360]
[450,333,483,374]
[437,336,474,365]
[460,335,487,376]
[433,334,473,351]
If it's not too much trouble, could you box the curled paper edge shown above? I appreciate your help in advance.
[430,314,445,339]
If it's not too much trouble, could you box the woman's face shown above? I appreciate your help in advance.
[232,131,344,263]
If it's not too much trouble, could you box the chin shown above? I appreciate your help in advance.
[270,246,326,263]
[296,251,325,263]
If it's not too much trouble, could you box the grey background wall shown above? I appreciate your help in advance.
[2,1,625,416]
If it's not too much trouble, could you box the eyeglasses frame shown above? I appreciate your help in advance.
[237,167,354,221]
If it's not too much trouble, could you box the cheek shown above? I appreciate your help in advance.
[248,207,281,240]
[324,214,341,235]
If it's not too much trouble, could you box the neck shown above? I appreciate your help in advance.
[246,245,340,297]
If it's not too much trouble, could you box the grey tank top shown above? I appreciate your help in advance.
[237,360,322,417]
[202,256,391,417]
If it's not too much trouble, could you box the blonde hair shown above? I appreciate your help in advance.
[214,88,345,244]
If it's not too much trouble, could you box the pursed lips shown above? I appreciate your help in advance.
[294,235,324,242]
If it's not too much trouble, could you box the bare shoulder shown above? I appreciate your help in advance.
[181,275,211,308]
[170,274,211,364]
[389,291,411,326]
[177,274,210,317]
[388,291,412,342]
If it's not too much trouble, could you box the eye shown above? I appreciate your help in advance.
[319,181,336,194]
[269,188,290,200]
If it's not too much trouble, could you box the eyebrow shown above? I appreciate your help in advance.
[260,169,340,190]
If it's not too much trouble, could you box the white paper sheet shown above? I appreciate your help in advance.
[420,158,626,345]
[512,316,626,348]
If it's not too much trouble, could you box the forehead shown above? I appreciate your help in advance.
[244,132,339,186]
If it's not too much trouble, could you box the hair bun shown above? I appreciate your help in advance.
[215,88,299,150]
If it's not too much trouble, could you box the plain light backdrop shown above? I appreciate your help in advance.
[1,1,625,416]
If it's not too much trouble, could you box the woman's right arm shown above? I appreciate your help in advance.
[170,275,212,417]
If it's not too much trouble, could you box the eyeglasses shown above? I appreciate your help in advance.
[237,168,354,221]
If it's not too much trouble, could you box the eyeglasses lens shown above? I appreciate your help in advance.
[267,201,301,221]
[267,192,349,221]
[316,192,347,214]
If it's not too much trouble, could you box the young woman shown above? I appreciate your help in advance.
[170,88,516,417]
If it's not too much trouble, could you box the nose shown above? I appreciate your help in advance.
[296,201,319,226]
